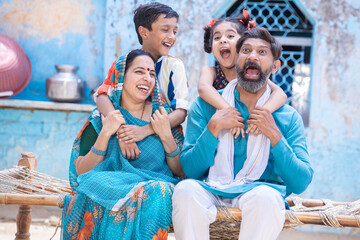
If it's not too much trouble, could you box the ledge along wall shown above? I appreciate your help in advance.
[0,100,94,179]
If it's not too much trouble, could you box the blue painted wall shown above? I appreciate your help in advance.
[299,0,360,201]
[0,0,106,103]
[0,106,91,179]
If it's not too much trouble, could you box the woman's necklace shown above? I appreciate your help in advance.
[140,103,146,120]
[126,103,146,120]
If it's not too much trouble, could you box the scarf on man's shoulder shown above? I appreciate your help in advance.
[207,79,271,189]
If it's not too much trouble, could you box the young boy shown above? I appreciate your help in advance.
[95,2,189,159]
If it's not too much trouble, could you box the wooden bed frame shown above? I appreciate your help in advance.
[0,153,359,240]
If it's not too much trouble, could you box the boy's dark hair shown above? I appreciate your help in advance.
[203,11,254,53]
[125,49,154,73]
[133,2,179,45]
[236,27,282,60]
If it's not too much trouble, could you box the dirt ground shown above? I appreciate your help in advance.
[1,205,359,240]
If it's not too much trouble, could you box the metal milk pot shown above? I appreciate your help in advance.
[46,65,85,103]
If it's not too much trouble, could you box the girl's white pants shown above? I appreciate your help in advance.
[172,179,285,240]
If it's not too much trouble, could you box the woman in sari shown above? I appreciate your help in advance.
[61,49,184,240]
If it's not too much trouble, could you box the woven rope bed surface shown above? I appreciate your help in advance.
[210,198,360,239]
[1,162,360,240]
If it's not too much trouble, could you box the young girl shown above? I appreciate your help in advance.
[198,9,287,137]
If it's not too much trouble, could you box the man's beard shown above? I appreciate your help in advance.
[236,61,272,93]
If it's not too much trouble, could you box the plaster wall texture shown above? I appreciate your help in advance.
[0,107,90,179]
[0,0,106,103]
[299,0,360,203]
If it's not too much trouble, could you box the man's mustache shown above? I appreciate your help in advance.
[243,61,261,71]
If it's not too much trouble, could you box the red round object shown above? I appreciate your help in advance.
[0,34,32,98]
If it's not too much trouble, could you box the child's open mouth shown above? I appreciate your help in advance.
[220,49,231,59]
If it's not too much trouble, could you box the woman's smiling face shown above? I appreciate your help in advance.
[212,21,241,69]
[123,55,156,103]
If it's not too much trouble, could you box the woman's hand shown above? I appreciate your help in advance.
[101,110,125,136]
[151,106,184,178]
[76,111,125,175]
[150,107,172,139]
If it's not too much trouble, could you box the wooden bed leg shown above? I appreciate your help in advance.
[15,153,37,240]
[15,205,32,240]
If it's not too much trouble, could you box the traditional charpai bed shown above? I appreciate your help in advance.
[0,153,359,240]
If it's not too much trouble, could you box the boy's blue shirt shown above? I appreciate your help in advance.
[155,55,189,111]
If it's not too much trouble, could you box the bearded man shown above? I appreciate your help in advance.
[172,27,313,240]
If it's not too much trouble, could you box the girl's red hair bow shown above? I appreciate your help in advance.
[207,18,218,28]
[241,8,256,30]
[248,20,256,30]
[243,8,249,18]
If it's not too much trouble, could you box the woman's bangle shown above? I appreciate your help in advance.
[165,144,181,158]
[91,146,106,156]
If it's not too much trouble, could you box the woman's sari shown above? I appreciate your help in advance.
[61,53,181,240]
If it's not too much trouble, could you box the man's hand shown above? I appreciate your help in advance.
[207,107,245,138]
[247,106,282,146]
[117,125,148,143]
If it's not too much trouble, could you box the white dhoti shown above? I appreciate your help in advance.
[172,179,285,240]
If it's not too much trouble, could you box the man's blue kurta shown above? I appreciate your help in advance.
[180,89,313,200]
